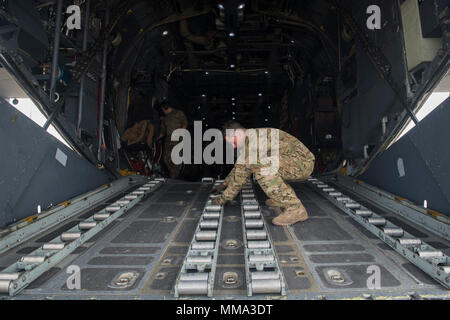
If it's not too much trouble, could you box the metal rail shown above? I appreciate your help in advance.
[240,181,286,296]
[0,176,146,255]
[0,178,165,296]
[308,178,450,289]
[173,178,224,297]
[336,175,450,241]
[76,0,91,140]
[43,0,63,130]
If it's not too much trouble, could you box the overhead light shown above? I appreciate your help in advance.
[230,64,235,68]
[265,71,269,74]
[202,117,206,121]
[291,40,295,44]
[205,71,209,75]
[268,106,271,109]
[232,117,235,120]
[229,32,235,37]
[202,94,206,97]
[265,119,268,122]
[231,97,236,101]
[258,93,263,97]
[197,106,201,109]
[218,4,225,10]
[238,3,245,10]
[162,30,169,36]
[232,103,236,106]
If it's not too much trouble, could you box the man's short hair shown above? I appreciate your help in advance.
[222,120,244,137]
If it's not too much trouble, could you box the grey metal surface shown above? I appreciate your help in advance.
[336,175,449,241]
[96,8,109,162]
[309,178,450,288]
[42,0,63,131]
[339,0,411,159]
[0,99,110,229]
[76,0,91,139]
[240,182,286,296]
[0,176,144,254]
[0,179,448,299]
[174,179,223,297]
[0,179,164,295]
[360,98,450,216]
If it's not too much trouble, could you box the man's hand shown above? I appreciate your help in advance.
[211,197,226,206]
[211,183,227,195]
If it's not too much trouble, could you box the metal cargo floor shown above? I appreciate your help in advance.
[1,180,449,300]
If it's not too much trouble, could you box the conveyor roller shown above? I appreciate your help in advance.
[245,219,264,229]
[368,218,386,226]
[191,242,215,250]
[78,222,97,230]
[244,211,261,219]
[246,230,267,240]
[176,280,208,295]
[60,232,81,241]
[247,241,270,249]
[93,213,110,221]
[195,231,217,241]
[383,228,404,237]
[200,220,219,229]
[251,279,281,294]
[43,243,65,250]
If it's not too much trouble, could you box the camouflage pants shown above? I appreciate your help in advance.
[121,120,154,148]
[253,159,314,209]
[163,142,182,179]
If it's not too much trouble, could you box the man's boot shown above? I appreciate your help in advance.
[272,205,308,226]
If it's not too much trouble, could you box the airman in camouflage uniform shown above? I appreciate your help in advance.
[212,122,315,226]
[160,102,188,179]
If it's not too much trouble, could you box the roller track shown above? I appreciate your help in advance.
[173,178,224,297]
[308,177,450,289]
[240,181,286,296]
[0,178,164,296]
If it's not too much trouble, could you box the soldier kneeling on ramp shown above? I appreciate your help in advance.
[211,121,315,226]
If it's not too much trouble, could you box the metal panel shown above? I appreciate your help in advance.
[0,99,110,229]
[0,179,164,296]
[340,0,410,158]
[174,179,223,297]
[0,176,145,254]
[309,178,450,289]
[360,98,450,216]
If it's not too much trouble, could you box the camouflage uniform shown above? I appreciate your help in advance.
[220,128,315,209]
[121,120,154,148]
[161,109,188,178]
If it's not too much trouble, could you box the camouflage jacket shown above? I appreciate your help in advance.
[222,128,315,201]
[161,109,188,142]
